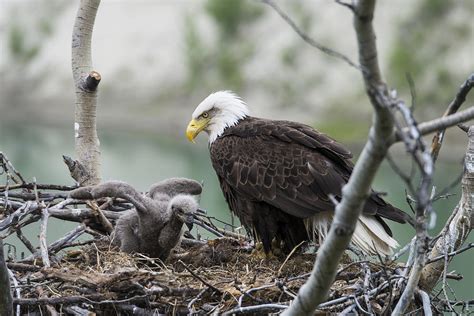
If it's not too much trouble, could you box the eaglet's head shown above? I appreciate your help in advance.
[186,91,249,144]
[169,195,199,230]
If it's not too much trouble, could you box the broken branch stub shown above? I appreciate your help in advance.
[69,0,102,186]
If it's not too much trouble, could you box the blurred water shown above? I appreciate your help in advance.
[1,122,472,300]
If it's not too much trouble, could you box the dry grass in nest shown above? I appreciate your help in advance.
[7,236,411,315]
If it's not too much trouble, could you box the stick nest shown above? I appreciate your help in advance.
[0,153,429,315]
[7,234,414,315]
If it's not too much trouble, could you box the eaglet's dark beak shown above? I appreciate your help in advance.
[185,214,194,231]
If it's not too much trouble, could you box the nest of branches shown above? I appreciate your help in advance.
[6,234,412,316]
[1,152,470,315]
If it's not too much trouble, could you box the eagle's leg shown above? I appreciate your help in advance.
[251,242,277,260]
[271,238,284,257]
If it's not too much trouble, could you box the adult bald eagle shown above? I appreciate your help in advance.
[186,91,411,256]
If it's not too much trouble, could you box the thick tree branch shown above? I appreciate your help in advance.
[0,238,13,316]
[419,127,474,292]
[283,1,394,314]
[70,0,102,186]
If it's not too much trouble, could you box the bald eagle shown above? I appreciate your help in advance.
[186,91,411,256]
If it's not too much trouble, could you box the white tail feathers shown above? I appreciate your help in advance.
[304,212,399,256]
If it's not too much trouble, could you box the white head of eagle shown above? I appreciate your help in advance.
[187,91,249,144]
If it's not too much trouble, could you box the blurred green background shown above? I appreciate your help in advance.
[1,0,473,302]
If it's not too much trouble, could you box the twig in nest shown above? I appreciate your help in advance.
[238,284,274,307]
[178,260,222,295]
[187,287,209,314]
[22,224,87,262]
[16,229,35,254]
[194,214,248,240]
[86,201,114,234]
[39,209,51,267]
[191,217,224,237]
[0,183,76,192]
[277,240,305,275]
[221,303,288,316]
[0,152,26,184]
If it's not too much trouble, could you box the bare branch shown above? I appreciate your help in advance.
[39,209,50,267]
[391,90,434,316]
[283,1,395,314]
[15,229,35,254]
[178,260,222,295]
[395,106,474,142]
[260,0,362,72]
[458,123,470,133]
[430,74,474,162]
[334,0,355,12]
[417,289,433,316]
[221,304,288,316]
[70,0,102,186]
[426,242,474,264]
[419,126,474,292]
[86,201,113,234]
[0,153,25,185]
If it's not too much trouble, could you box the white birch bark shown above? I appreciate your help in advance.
[69,0,102,186]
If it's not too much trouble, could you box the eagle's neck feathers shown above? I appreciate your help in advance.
[193,91,249,144]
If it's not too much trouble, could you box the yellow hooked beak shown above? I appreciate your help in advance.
[186,118,209,143]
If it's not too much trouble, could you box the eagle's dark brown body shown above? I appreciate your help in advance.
[210,117,410,253]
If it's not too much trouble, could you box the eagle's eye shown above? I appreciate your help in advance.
[202,112,209,118]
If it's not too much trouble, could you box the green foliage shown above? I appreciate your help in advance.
[183,16,208,90]
[184,0,264,91]
[281,45,298,67]
[388,0,471,108]
[317,117,369,143]
[205,0,263,37]
[38,18,53,36]
[8,24,40,63]
[279,4,312,69]
[217,46,243,88]
[6,0,68,66]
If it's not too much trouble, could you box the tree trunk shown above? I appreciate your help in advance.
[68,0,102,186]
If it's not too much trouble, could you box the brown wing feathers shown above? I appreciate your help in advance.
[210,117,410,251]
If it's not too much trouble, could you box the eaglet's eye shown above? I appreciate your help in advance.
[202,112,209,118]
